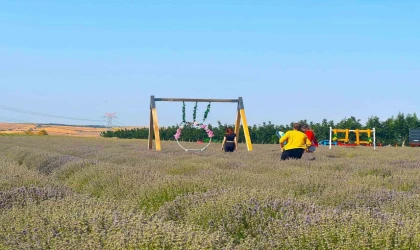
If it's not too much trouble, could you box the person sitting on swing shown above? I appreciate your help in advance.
[221,127,237,152]
[279,123,311,160]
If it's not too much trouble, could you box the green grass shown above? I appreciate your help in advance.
[1,136,420,249]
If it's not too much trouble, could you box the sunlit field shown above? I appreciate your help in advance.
[1,135,420,249]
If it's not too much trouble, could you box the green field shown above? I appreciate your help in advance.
[1,136,420,249]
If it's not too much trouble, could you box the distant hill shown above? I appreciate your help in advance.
[0,122,145,137]
[39,123,107,128]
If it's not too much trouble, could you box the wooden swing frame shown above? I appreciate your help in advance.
[148,95,253,151]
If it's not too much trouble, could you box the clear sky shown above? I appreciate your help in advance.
[1,0,419,127]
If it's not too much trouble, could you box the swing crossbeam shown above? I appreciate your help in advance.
[148,95,252,151]
[155,98,239,103]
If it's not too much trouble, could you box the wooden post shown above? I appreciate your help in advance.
[240,110,252,151]
[148,109,153,150]
[238,97,252,151]
[152,108,161,151]
[148,96,161,151]
[234,109,241,145]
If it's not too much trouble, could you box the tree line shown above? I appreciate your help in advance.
[100,112,420,145]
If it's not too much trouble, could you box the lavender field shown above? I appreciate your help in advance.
[1,136,420,249]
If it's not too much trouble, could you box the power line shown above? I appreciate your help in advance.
[115,121,126,126]
[0,104,103,122]
[0,116,34,124]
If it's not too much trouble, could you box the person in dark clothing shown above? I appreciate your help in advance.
[221,127,237,152]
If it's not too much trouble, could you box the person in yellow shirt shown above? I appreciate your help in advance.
[279,123,312,160]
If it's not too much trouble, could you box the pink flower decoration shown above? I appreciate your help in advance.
[174,129,181,140]
[175,123,213,140]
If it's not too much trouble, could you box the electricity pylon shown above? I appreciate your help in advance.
[102,112,116,130]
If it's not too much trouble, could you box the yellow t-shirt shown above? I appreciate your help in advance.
[280,130,311,150]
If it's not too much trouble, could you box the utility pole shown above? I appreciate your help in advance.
[102,112,116,130]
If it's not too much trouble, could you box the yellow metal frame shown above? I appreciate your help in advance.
[148,96,253,151]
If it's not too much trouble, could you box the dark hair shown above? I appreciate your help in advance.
[293,123,301,131]
[302,124,309,130]
[226,127,234,134]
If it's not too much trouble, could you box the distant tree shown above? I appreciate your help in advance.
[382,117,397,145]
[98,112,420,146]
[100,130,114,137]
[311,119,334,141]
[365,116,385,144]
[336,116,362,130]
[394,113,408,146]
[405,113,420,130]
[335,116,363,142]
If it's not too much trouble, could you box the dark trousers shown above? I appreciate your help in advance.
[224,142,235,152]
[281,148,304,160]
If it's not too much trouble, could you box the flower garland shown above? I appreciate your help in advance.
[175,102,213,140]
[174,122,214,140]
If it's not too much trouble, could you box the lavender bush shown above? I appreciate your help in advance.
[1,136,420,249]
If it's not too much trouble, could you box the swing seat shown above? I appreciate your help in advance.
[176,138,212,152]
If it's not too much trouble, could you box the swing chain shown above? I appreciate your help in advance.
[180,101,211,125]
[203,102,211,122]
[182,101,186,123]
[192,102,198,122]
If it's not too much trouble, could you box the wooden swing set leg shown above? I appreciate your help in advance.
[148,109,153,150]
[234,111,241,144]
[148,96,161,151]
[235,97,253,151]
[240,109,253,151]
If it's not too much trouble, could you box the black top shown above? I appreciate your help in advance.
[225,133,236,141]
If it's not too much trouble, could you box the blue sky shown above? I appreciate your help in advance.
[1,0,419,127]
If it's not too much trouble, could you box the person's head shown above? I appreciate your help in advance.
[226,127,234,134]
[293,123,301,131]
[302,124,309,131]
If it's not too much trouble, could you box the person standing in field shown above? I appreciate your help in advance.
[221,127,237,152]
[302,124,318,153]
[279,123,311,160]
